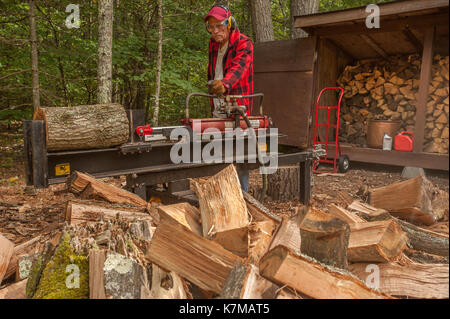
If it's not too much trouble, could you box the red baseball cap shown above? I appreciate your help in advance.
[204,6,231,22]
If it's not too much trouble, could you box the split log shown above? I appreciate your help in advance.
[348,220,407,263]
[349,263,449,299]
[66,200,151,226]
[369,175,436,226]
[68,171,148,208]
[147,263,188,299]
[89,250,106,299]
[248,221,277,264]
[243,192,281,264]
[299,208,350,270]
[157,202,202,236]
[395,218,449,257]
[3,235,41,282]
[0,233,14,283]
[33,103,129,151]
[220,263,279,299]
[145,212,243,294]
[0,279,28,299]
[350,201,449,257]
[269,216,301,254]
[404,248,449,264]
[191,165,249,257]
[328,204,366,225]
[259,246,391,299]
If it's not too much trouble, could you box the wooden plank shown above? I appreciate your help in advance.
[360,34,389,59]
[145,213,242,294]
[294,0,449,28]
[259,246,391,299]
[402,26,424,53]
[414,26,435,153]
[349,263,449,299]
[326,144,449,171]
[89,250,106,299]
[254,38,315,73]
[255,71,314,148]
[0,234,14,283]
[313,13,449,37]
[31,120,48,189]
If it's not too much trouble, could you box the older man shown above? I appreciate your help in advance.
[204,4,254,192]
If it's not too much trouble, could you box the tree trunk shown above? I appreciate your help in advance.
[267,166,299,201]
[152,0,163,126]
[29,0,40,110]
[97,0,114,104]
[250,0,274,43]
[290,0,318,39]
[33,103,129,151]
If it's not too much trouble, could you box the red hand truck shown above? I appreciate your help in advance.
[312,87,350,174]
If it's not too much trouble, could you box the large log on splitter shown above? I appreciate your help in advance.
[33,103,129,151]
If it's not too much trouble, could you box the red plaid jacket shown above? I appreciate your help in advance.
[208,29,254,116]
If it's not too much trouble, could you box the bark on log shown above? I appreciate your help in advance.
[68,171,148,208]
[299,208,350,270]
[66,200,150,226]
[33,104,129,151]
[0,233,14,283]
[267,166,299,201]
[145,211,243,294]
[369,175,436,226]
[348,220,408,263]
[349,263,449,299]
[220,263,279,299]
[259,246,391,299]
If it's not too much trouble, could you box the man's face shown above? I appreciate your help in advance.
[207,16,230,45]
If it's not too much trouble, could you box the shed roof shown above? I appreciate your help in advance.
[294,0,449,60]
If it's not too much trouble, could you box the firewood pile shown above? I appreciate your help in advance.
[0,166,448,299]
[337,53,449,154]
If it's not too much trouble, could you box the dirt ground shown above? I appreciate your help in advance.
[1,122,449,246]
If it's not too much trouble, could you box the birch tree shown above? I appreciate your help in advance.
[97,0,113,104]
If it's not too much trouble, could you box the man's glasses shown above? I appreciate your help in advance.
[206,20,227,33]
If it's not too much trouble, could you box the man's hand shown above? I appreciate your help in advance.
[209,80,226,95]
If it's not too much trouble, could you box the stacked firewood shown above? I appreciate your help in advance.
[337,54,449,154]
[1,167,448,299]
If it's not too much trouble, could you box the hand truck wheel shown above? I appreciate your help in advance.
[338,155,350,173]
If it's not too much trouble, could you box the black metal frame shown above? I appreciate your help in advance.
[24,110,313,204]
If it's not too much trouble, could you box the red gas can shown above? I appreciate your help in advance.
[394,131,414,152]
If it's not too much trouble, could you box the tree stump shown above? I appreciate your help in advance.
[33,103,129,151]
[266,166,299,201]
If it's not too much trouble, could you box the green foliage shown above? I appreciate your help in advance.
[0,0,395,126]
